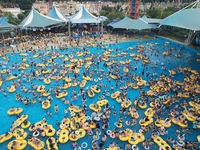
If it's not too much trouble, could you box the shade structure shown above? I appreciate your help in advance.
[160,8,200,31]
[141,15,162,24]
[111,16,133,29]
[0,17,16,29]
[111,16,152,31]
[140,16,162,29]
[70,5,101,24]
[20,7,64,28]
[107,19,119,26]
[129,18,152,30]
[0,17,8,24]
[47,6,68,22]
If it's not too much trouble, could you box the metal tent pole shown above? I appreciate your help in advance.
[101,21,103,35]
[68,22,71,38]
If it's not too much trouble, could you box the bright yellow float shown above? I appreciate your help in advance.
[42,100,51,109]
[7,140,27,150]
[7,108,23,115]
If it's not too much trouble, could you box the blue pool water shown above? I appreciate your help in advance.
[0,37,199,150]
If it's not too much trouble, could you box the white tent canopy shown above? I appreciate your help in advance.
[111,16,152,31]
[47,6,68,22]
[160,8,200,31]
[20,7,64,29]
[141,15,162,24]
[70,5,101,24]
[140,15,162,29]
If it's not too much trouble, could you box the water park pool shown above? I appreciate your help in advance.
[0,37,199,150]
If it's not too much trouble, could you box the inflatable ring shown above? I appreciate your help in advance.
[94,116,100,121]
[33,131,40,137]
[81,142,88,149]
[98,77,102,81]
[70,112,75,117]
[126,121,131,126]
[88,131,93,136]
[74,146,82,150]
[115,122,123,128]
[132,145,139,150]
[110,132,116,139]
[177,140,185,147]
[106,92,110,96]
[96,129,101,135]
[106,130,112,136]
[93,135,100,140]
[94,78,98,82]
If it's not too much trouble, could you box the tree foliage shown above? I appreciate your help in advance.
[146,6,180,19]
[100,5,124,25]
[0,0,35,10]
[3,10,29,25]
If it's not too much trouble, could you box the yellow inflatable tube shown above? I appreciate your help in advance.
[28,138,45,150]
[87,90,95,97]
[119,134,129,141]
[45,125,56,137]
[37,85,45,93]
[111,91,120,99]
[172,117,188,128]
[7,108,23,115]
[59,129,69,143]
[139,117,153,126]
[89,104,101,112]
[46,137,58,150]
[69,132,80,141]
[21,121,31,129]
[56,91,68,98]
[42,100,51,109]
[42,70,51,74]
[91,86,101,93]
[97,99,108,107]
[0,132,13,143]
[8,140,27,150]
[82,76,91,81]
[62,83,72,89]
[13,128,27,140]
[44,78,51,84]
[6,76,18,81]
[8,85,16,92]
[80,80,87,88]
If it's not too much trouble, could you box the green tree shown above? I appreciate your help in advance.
[4,12,20,24]
[161,7,180,18]
[18,0,35,10]
[107,10,124,20]
[100,10,107,16]
[146,7,162,18]
[17,13,26,21]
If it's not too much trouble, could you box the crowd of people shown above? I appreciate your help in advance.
[0,33,199,150]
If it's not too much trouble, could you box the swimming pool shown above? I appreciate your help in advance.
[0,37,199,150]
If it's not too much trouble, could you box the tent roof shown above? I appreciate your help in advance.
[107,19,119,26]
[20,7,64,28]
[0,17,8,24]
[111,16,134,29]
[141,17,162,24]
[70,5,101,24]
[0,17,16,29]
[111,16,152,30]
[47,6,68,22]
[130,18,152,30]
[160,8,200,31]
